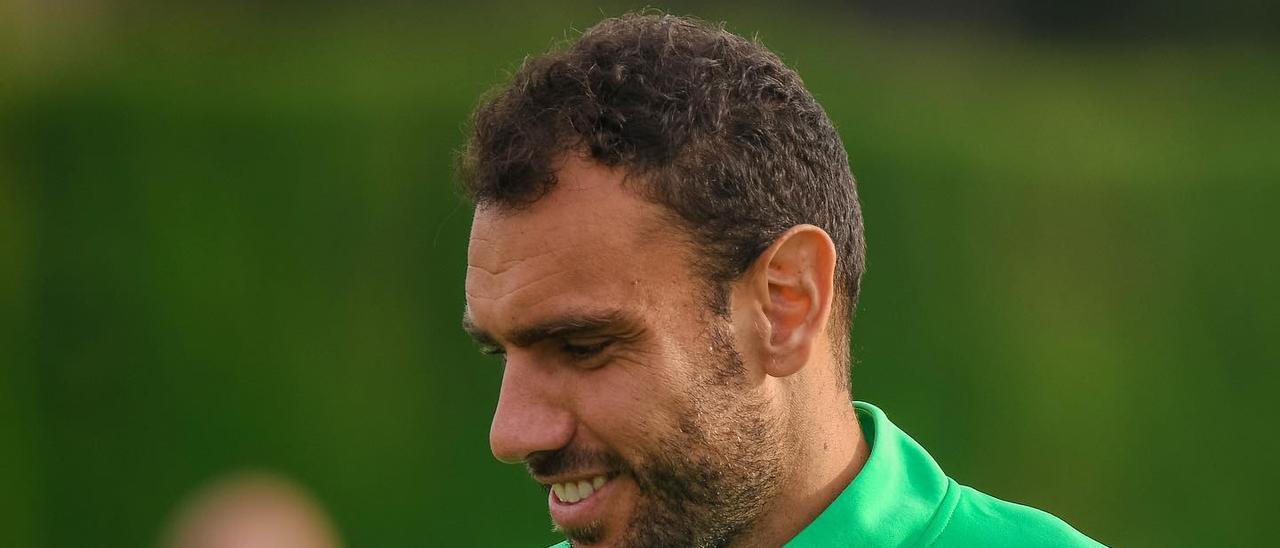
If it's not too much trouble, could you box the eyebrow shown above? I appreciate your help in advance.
[461,308,642,349]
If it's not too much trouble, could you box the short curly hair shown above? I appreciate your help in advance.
[459,12,865,380]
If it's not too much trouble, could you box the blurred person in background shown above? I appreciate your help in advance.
[159,471,343,548]
[460,12,1104,548]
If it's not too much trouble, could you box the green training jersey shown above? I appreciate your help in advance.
[785,401,1103,547]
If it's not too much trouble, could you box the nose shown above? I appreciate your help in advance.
[489,354,575,464]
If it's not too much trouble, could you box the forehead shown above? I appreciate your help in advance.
[465,156,688,335]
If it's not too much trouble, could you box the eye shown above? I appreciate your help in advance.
[560,340,612,362]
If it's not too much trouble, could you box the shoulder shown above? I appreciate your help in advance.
[925,484,1106,548]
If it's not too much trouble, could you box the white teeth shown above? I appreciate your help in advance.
[552,475,610,504]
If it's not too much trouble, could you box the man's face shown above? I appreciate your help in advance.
[464,155,787,547]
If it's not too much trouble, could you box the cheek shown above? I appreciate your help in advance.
[572,353,689,452]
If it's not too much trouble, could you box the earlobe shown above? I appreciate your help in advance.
[755,225,836,378]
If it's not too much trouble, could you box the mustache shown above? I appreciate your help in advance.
[526,446,629,479]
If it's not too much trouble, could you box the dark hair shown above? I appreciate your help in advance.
[459,13,865,381]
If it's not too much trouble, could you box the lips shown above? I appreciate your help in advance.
[548,473,618,529]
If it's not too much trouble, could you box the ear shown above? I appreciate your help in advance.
[733,225,837,378]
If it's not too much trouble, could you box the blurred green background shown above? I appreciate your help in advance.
[2,1,1277,547]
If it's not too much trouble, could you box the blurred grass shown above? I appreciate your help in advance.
[1,2,1277,547]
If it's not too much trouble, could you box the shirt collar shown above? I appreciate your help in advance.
[784,401,954,547]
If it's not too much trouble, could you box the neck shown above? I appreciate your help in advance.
[743,379,868,547]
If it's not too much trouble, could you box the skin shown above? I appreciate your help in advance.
[464,152,869,547]
[161,472,342,548]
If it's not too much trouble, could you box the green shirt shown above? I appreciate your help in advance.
[551,401,1104,547]
[785,401,1103,547]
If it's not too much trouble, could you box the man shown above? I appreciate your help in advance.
[459,12,1104,548]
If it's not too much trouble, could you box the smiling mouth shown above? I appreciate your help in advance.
[551,475,609,504]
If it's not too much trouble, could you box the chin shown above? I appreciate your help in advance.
[560,523,611,547]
